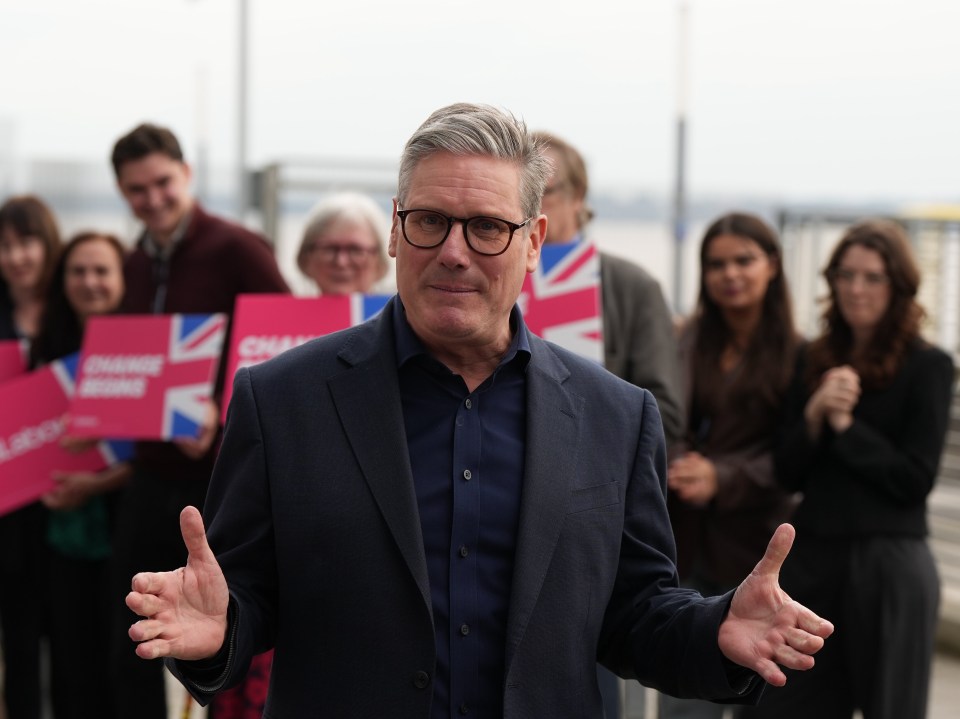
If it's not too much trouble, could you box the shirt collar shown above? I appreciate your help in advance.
[139,208,193,260]
[393,297,531,372]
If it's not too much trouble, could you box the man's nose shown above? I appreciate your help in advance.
[437,222,471,267]
[146,187,165,208]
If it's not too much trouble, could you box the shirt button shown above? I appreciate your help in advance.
[464,398,473,409]
[459,545,469,558]
[459,704,470,715]
[463,469,472,481]
[460,623,470,636]
[413,670,430,689]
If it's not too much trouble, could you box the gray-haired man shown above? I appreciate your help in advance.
[125,103,832,718]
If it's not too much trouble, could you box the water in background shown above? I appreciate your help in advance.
[51,205,837,339]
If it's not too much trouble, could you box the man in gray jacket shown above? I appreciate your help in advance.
[533,131,683,447]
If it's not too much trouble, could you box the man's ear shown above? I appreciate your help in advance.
[388,197,401,258]
[525,214,547,273]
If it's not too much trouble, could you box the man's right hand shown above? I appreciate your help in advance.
[126,505,229,660]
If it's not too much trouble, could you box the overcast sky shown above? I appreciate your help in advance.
[2,0,958,204]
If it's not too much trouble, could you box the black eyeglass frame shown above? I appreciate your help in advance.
[396,208,531,257]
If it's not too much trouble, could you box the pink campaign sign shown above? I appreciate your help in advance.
[0,340,27,382]
[0,355,124,516]
[220,294,390,422]
[67,314,226,440]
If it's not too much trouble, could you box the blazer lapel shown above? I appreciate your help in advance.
[505,337,583,670]
[326,305,432,613]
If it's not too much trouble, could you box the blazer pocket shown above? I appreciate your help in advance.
[566,482,620,514]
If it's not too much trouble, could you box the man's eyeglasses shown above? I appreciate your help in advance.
[396,208,530,257]
[307,244,377,264]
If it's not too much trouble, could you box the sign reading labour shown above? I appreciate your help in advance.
[221,294,390,421]
[0,354,131,516]
[68,314,227,440]
[519,239,603,363]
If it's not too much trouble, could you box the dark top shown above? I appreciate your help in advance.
[776,340,954,538]
[0,293,21,340]
[395,301,530,719]
[669,326,798,587]
[120,204,289,479]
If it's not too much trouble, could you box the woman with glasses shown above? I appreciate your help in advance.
[296,192,391,296]
[0,194,62,719]
[743,220,953,719]
[660,212,800,719]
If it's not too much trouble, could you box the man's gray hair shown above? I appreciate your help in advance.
[398,103,552,220]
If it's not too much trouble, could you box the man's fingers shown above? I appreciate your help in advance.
[752,523,795,578]
[133,637,176,660]
[130,571,169,596]
[753,659,787,688]
[797,608,835,638]
[772,643,816,673]
[781,625,826,655]
[127,617,170,643]
[180,505,213,560]
[126,589,169,619]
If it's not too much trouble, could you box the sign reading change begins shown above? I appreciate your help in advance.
[68,314,226,440]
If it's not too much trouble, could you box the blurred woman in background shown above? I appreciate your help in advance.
[31,231,131,719]
[0,194,62,719]
[660,212,799,719]
[744,220,953,719]
[296,192,391,295]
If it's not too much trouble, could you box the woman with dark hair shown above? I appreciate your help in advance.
[31,231,131,719]
[744,220,953,719]
[0,195,61,719]
[660,212,799,719]
[0,195,61,340]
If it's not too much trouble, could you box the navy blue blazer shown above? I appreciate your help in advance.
[173,297,757,718]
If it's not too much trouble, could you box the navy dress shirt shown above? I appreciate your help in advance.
[394,301,530,719]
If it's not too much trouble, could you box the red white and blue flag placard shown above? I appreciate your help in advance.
[0,353,132,516]
[0,339,27,382]
[67,314,227,440]
[519,239,603,362]
[221,294,390,421]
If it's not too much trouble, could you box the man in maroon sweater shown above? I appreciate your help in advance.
[107,123,290,719]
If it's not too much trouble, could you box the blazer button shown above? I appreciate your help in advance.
[413,671,430,689]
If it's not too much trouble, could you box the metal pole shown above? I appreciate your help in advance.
[672,1,690,314]
[237,0,249,219]
[195,64,209,204]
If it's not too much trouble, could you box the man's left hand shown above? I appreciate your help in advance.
[717,524,834,687]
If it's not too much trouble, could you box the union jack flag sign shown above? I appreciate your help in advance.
[519,239,603,363]
[220,294,390,422]
[67,314,227,440]
[0,353,132,516]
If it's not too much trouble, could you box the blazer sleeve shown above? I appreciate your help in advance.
[599,389,763,703]
[171,366,279,701]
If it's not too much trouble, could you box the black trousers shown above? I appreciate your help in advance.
[46,550,114,719]
[0,503,49,719]
[740,534,940,719]
[107,469,209,719]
